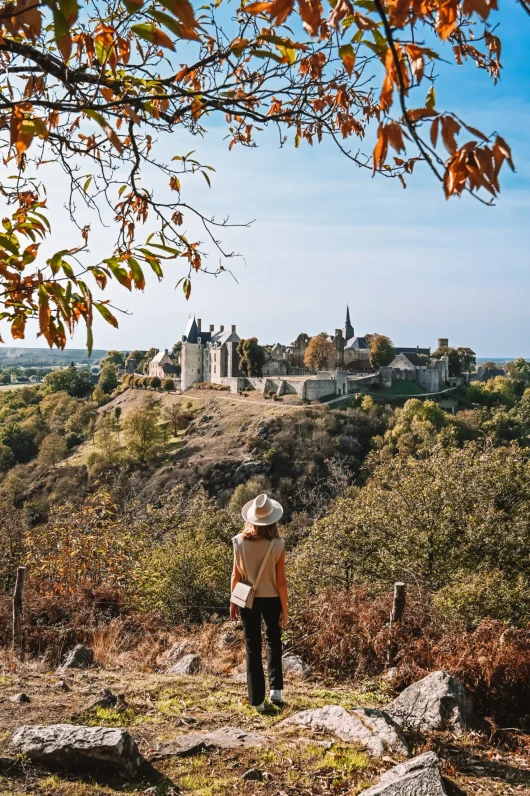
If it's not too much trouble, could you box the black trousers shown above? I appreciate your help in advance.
[240,596,283,706]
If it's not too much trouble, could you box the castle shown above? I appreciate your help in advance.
[146,308,450,400]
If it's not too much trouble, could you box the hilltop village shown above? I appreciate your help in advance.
[120,307,469,401]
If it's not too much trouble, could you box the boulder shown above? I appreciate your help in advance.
[85,689,126,711]
[167,654,201,675]
[167,641,196,664]
[242,768,264,781]
[279,705,409,758]
[55,680,70,692]
[152,726,266,760]
[58,644,94,671]
[360,752,447,795]
[232,460,270,485]
[9,693,30,704]
[11,724,143,775]
[386,671,472,735]
[282,653,311,678]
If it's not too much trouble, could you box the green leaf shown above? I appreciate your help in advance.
[0,234,19,256]
[201,170,211,188]
[248,49,284,63]
[131,22,175,50]
[127,256,146,289]
[182,277,191,299]
[149,9,184,37]
[95,302,119,328]
[83,176,92,193]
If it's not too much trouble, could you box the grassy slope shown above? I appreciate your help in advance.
[66,388,306,472]
[0,662,529,796]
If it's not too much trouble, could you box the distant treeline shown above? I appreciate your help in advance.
[0,348,108,367]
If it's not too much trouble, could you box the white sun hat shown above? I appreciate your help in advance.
[241,493,283,526]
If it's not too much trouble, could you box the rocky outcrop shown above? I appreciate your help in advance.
[233,460,271,485]
[361,752,447,795]
[279,705,409,757]
[11,724,143,775]
[152,726,266,759]
[386,671,472,735]
[167,653,201,675]
[166,641,196,664]
[282,653,311,678]
[57,644,94,671]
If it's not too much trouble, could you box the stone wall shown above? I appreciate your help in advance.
[181,343,205,391]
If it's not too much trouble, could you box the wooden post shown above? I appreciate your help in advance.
[386,582,406,669]
[12,566,27,659]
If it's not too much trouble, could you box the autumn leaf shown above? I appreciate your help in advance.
[95,302,119,328]
[339,44,355,76]
[131,23,175,50]
[53,8,72,62]
[441,115,461,154]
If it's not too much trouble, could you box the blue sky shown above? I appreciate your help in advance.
[8,2,530,357]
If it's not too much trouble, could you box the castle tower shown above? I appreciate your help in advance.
[343,305,354,343]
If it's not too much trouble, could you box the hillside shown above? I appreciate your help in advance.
[0,347,107,367]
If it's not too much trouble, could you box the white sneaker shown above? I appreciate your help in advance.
[270,689,284,705]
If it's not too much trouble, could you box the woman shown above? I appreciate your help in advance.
[230,493,288,712]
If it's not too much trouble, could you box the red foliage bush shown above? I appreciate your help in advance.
[291,588,530,729]
[0,586,166,666]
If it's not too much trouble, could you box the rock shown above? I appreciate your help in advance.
[282,653,311,678]
[218,625,241,648]
[167,641,196,664]
[11,724,143,775]
[167,653,201,675]
[386,671,472,735]
[360,752,447,795]
[232,671,247,683]
[88,689,126,710]
[9,693,30,704]
[279,705,409,758]
[152,726,266,760]
[233,460,270,485]
[242,768,264,781]
[58,644,94,671]
[56,680,70,692]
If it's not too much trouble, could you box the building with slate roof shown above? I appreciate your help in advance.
[180,317,241,391]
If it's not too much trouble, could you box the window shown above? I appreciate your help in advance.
[214,365,216,374]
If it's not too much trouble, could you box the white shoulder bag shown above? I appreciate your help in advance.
[231,540,275,610]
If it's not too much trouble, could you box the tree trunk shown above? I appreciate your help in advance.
[12,566,27,659]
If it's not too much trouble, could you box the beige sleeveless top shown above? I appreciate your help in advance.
[232,534,285,598]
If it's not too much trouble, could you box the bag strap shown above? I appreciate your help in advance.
[252,540,275,591]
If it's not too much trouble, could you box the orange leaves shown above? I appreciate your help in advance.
[373,120,406,172]
[440,114,460,154]
[269,0,295,26]
[436,0,458,40]
[328,0,353,29]
[443,135,514,199]
[298,0,322,36]
[380,45,409,112]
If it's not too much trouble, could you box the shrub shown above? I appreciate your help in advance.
[150,376,161,390]
[433,570,530,629]
[162,378,174,392]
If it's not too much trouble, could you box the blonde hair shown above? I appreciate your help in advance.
[241,521,280,541]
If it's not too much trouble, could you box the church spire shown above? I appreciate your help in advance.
[344,304,354,342]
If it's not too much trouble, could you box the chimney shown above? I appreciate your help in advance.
[335,329,341,336]
[209,324,214,332]
[220,325,224,332]
[231,324,236,333]
[164,349,168,355]
[197,319,201,331]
